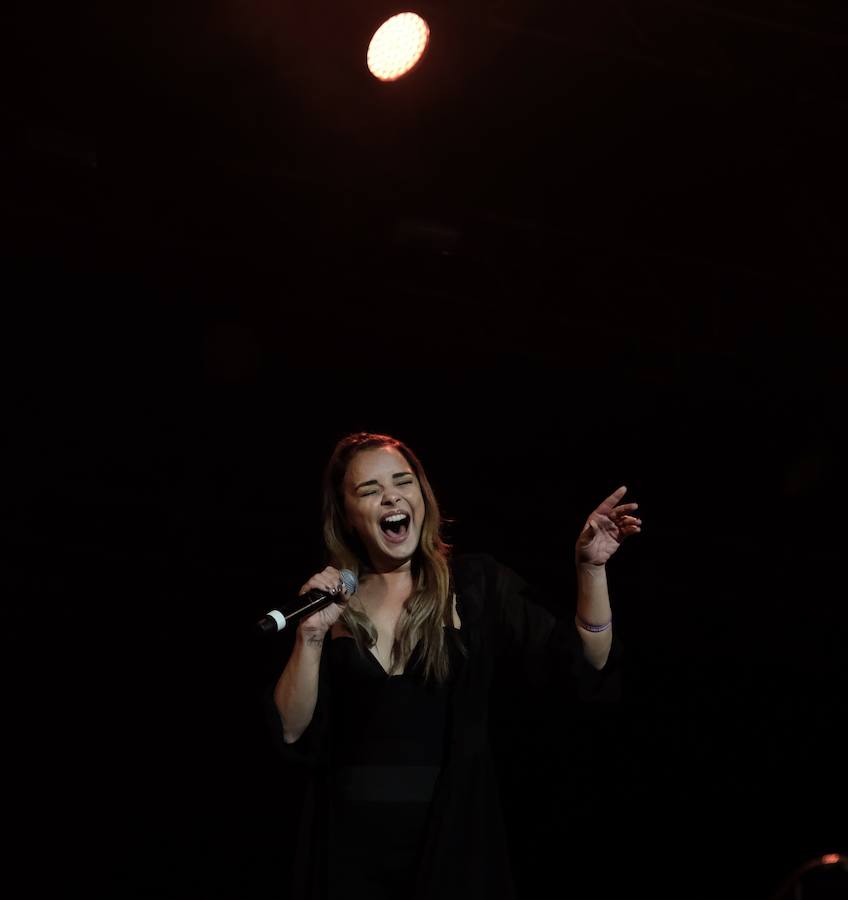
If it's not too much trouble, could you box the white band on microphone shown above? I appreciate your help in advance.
[268,610,286,630]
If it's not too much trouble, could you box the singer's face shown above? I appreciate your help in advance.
[342,446,425,573]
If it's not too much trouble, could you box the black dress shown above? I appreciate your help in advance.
[264,552,621,900]
[323,632,464,897]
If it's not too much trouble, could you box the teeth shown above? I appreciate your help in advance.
[383,514,408,523]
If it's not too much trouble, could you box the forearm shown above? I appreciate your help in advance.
[273,629,325,743]
[575,563,612,670]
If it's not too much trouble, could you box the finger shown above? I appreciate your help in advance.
[579,520,595,540]
[328,568,347,594]
[597,486,627,511]
[613,502,639,513]
[318,568,343,591]
[302,575,341,596]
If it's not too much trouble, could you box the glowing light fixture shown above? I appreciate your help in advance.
[367,12,430,82]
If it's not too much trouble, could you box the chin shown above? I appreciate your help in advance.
[376,533,420,559]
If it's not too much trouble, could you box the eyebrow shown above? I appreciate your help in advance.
[355,471,414,490]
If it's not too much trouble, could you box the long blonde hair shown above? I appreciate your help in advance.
[321,432,460,683]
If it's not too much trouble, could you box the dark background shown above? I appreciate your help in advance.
[5,1,846,897]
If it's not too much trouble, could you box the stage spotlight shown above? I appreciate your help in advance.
[367,12,430,82]
[770,853,848,899]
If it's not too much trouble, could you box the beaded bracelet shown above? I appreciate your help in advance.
[575,614,612,633]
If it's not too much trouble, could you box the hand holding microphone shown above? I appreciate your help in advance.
[256,566,358,636]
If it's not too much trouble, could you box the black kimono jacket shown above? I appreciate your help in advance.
[264,552,622,899]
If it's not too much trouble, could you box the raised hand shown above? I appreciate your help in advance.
[576,485,642,566]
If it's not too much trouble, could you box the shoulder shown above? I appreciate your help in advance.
[448,553,489,623]
[450,551,498,580]
[449,553,511,625]
[450,552,526,591]
[450,553,499,593]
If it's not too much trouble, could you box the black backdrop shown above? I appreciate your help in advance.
[5,2,847,898]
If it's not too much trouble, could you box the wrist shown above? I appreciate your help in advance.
[575,612,612,633]
[296,627,328,649]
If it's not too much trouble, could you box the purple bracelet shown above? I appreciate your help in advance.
[575,614,612,633]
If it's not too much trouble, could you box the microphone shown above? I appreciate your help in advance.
[256,569,358,635]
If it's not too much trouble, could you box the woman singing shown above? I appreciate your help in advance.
[267,431,641,899]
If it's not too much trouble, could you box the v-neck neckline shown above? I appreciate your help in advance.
[366,626,461,678]
[330,635,406,678]
[331,621,462,679]
[368,648,404,678]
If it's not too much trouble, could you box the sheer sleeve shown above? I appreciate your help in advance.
[484,553,622,701]
[261,634,332,770]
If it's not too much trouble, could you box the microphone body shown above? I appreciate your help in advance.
[256,569,358,635]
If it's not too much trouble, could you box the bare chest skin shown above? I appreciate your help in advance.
[331,588,461,676]
[367,601,407,674]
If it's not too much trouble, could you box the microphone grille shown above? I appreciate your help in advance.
[340,568,358,596]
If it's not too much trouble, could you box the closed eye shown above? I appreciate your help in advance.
[362,479,414,496]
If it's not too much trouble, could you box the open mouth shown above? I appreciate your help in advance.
[379,512,411,543]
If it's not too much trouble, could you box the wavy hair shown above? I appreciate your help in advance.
[321,431,462,683]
